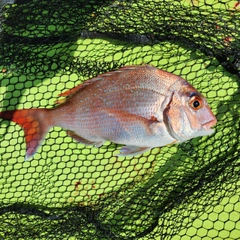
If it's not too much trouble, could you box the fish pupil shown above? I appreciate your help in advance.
[193,100,200,108]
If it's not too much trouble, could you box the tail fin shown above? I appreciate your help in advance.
[0,109,51,160]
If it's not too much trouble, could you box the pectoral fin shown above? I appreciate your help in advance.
[67,130,103,147]
[99,108,161,156]
[102,108,160,136]
[117,146,151,156]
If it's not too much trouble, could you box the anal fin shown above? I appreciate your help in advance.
[116,146,151,157]
[67,130,103,147]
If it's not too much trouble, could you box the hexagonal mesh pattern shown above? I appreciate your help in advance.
[0,0,239,239]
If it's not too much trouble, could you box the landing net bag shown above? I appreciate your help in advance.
[0,0,239,239]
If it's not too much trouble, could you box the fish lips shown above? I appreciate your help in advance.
[197,105,217,132]
[188,110,217,138]
[201,117,217,133]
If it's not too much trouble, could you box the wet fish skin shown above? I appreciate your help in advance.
[0,65,217,160]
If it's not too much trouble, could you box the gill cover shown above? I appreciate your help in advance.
[164,91,217,142]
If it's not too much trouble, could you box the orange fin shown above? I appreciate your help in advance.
[67,130,103,147]
[58,84,86,97]
[58,77,102,98]
[0,109,50,160]
[54,98,67,105]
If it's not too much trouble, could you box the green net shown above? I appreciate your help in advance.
[0,0,239,239]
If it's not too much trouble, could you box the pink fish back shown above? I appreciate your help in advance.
[57,65,186,120]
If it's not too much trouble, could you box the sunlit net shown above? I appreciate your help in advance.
[0,0,239,239]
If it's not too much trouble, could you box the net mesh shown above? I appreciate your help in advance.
[0,0,239,239]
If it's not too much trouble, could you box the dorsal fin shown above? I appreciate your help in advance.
[58,65,147,98]
[58,77,102,97]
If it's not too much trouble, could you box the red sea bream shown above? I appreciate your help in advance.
[0,65,217,160]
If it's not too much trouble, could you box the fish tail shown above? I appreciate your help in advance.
[0,109,52,160]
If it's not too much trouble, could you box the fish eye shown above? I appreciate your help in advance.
[189,96,203,110]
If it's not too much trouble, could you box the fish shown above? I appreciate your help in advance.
[0,65,217,160]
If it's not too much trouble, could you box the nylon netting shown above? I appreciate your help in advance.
[0,0,239,239]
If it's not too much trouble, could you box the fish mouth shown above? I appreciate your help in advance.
[202,117,217,130]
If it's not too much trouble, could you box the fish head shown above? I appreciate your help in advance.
[164,83,217,142]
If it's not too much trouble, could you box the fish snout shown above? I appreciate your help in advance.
[199,105,217,132]
[202,115,217,130]
[196,104,217,130]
